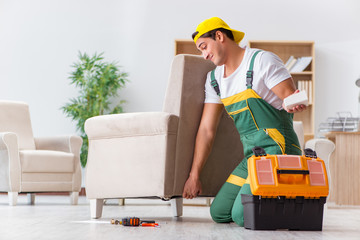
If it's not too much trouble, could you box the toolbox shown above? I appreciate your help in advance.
[241,147,328,231]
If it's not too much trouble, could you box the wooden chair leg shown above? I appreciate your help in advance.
[27,193,35,205]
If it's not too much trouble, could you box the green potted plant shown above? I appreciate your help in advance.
[62,52,128,167]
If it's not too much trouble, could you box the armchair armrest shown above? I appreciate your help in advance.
[34,135,83,191]
[305,138,335,162]
[84,112,179,139]
[34,135,83,154]
[0,132,21,192]
[84,112,179,199]
[305,138,335,188]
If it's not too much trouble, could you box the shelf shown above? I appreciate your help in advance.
[290,71,313,75]
[248,40,315,137]
[247,40,315,44]
[174,40,200,56]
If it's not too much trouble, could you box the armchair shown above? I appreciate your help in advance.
[0,101,82,205]
[85,54,243,218]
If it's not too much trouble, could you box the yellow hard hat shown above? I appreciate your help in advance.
[193,17,245,44]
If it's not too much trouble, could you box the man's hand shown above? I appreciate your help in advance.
[271,79,306,113]
[182,175,202,199]
[282,89,307,113]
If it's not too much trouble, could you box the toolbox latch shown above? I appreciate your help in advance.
[252,146,267,157]
[304,148,317,158]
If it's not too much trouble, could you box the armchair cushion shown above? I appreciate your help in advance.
[34,135,82,153]
[20,150,75,173]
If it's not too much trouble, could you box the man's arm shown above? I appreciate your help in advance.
[271,78,306,113]
[182,103,224,199]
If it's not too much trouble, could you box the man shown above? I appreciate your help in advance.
[182,17,306,226]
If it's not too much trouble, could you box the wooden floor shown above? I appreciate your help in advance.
[1,195,360,240]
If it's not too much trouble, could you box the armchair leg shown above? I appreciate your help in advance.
[206,197,212,206]
[8,192,18,206]
[171,198,183,217]
[27,193,35,205]
[70,192,79,205]
[118,198,125,206]
[90,199,104,219]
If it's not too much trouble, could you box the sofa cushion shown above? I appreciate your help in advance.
[20,150,74,173]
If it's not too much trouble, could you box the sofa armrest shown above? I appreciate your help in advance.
[84,112,179,139]
[34,135,83,154]
[0,132,21,192]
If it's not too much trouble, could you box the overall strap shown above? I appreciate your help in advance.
[246,50,262,89]
[210,70,220,96]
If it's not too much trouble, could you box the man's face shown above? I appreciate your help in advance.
[196,35,225,66]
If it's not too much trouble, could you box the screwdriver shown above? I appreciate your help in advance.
[111,217,158,227]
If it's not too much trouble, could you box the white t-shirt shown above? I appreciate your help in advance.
[204,47,291,110]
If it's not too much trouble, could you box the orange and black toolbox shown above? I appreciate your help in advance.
[241,147,328,230]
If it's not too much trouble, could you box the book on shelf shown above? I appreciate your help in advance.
[284,56,312,72]
[297,80,312,104]
[285,56,297,71]
[284,55,294,67]
[290,56,312,72]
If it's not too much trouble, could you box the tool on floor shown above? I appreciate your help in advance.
[110,217,159,227]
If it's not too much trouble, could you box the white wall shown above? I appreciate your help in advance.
[1,0,359,137]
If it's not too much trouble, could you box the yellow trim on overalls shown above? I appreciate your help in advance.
[221,88,261,107]
[246,99,259,131]
[221,89,260,130]
[292,143,302,152]
[228,106,249,115]
[264,128,285,154]
[226,174,246,187]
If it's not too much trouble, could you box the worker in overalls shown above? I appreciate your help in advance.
[182,17,306,226]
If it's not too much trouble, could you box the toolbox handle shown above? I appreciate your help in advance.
[277,170,309,175]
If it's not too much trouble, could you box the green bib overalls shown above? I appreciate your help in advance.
[209,50,302,226]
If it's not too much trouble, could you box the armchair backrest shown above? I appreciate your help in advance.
[163,54,243,196]
[0,101,36,150]
[293,121,305,151]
